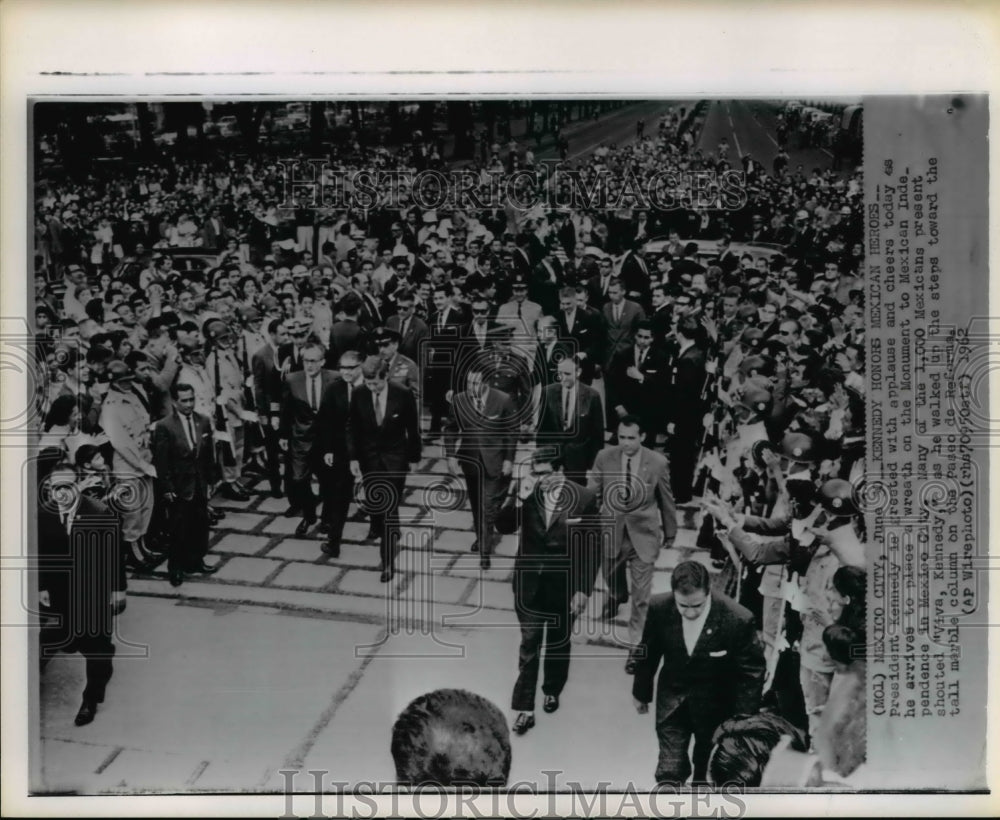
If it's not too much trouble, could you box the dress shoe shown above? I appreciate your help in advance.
[189,562,219,574]
[220,483,250,502]
[365,527,380,542]
[283,505,302,518]
[470,539,479,553]
[624,657,638,675]
[74,700,97,726]
[321,541,341,559]
[380,567,395,583]
[542,695,559,714]
[317,521,330,535]
[479,555,492,571]
[348,510,367,523]
[270,484,284,498]
[295,518,314,537]
[208,505,226,522]
[512,712,535,735]
[169,569,185,587]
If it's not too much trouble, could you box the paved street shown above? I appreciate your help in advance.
[37,431,709,794]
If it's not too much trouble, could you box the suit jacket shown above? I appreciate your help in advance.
[588,445,677,563]
[586,273,617,307]
[152,411,215,500]
[280,369,340,475]
[668,344,708,428]
[199,217,231,249]
[445,387,516,477]
[387,314,429,362]
[619,250,653,304]
[346,381,421,473]
[632,592,765,729]
[357,291,384,329]
[536,382,605,474]
[495,483,602,607]
[327,320,369,366]
[606,345,670,427]
[252,341,282,418]
[277,342,305,374]
[315,378,358,470]
[529,258,563,316]
[38,495,127,640]
[555,307,604,379]
[601,299,647,368]
[532,340,575,390]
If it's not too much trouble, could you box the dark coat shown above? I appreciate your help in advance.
[444,387,516,478]
[632,592,765,729]
[346,381,422,473]
[151,411,215,500]
[535,382,605,474]
[496,483,602,607]
[280,369,340,477]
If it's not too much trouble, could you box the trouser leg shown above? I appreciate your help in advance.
[79,634,115,705]
[654,703,694,785]
[511,605,546,712]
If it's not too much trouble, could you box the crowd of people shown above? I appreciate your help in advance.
[33,103,867,786]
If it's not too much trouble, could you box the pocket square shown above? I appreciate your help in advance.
[566,517,582,524]
[709,650,727,657]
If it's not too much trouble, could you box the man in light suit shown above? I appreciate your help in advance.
[495,273,542,360]
[152,382,219,586]
[632,561,765,786]
[279,341,339,537]
[347,356,422,581]
[495,450,603,735]
[445,363,517,568]
[588,415,677,671]
[535,356,605,486]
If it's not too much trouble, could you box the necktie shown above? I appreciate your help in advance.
[624,456,633,502]
[310,377,318,410]
[638,348,646,368]
[186,414,197,449]
[401,319,409,340]
[602,276,609,295]
[347,382,353,406]
[563,389,571,430]
[517,302,523,319]
[375,392,384,424]
[614,304,621,323]
[476,394,484,415]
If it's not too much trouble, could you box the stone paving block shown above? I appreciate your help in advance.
[342,522,376,543]
[210,494,257,511]
[260,515,320,537]
[322,542,381,567]
[446,554,516,580]
[270,562,340,590]
[213,556,283,585]
[431,528,477,553]
[398,572,474,606]
[397,504,425,520]
[213,512,269,533]
[655,546,685,570]
[674,527,699,549]
[37,739,120,793]
[427,507,474,532]
[405,471,452,489]
[337,568,404,597]
[213,533,272,557]
[464,579,514,611]
[255,495,293,514]
[266,538,326,562]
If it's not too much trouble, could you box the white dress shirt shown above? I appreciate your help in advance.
[682,594,712,655]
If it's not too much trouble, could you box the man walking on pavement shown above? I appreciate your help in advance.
[535,356,604,486]
[589,415,677,671]
[496,449,602,736]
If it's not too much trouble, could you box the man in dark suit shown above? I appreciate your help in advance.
[386,288,429,363]
[253,317,287,496]
[495,450,602,735]
[618,240,653,306]
[666,317,708,504]
[585,256,617,308]
[535,356,604,486]
[426,283,467,438]
[38,464,127,727]
[632,561,765,785]
[710,234,740,275]
[277,317,311,374]
[529,240,564,317]
[445,363,517,568]
[152,382,220,586]
[327,292,369,367]
[601,279,647,373]
[555,287,604,384]
[317,351,364,558]
[347,356,422,581]
[280,342,339,536]
[532,316,574,392]
[605,321,669,445]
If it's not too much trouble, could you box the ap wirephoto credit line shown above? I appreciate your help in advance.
[10,91,990,806]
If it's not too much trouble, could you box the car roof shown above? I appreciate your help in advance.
[642,236,784,260]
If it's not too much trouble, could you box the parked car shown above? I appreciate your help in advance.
[641,237,786,267]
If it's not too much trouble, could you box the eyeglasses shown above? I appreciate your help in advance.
[303,357,324,364]
[472,309,489,315]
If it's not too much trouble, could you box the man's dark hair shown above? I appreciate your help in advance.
[340,292,362,316]
[391,689,511,787]
[709,712,809,787]
[531,447,564,472]
[670,560,711,594]
[618,413,643,432]
[360,355,389,380]
[823,623,864,665]
[171,381,196,400]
